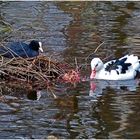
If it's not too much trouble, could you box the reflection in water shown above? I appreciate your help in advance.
[27,90,41,101]
[89,79,140,138]
[89,79,139,96]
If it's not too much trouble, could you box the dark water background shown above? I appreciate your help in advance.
[1,1,140,139]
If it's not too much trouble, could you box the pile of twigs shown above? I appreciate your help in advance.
[0,55,71,88]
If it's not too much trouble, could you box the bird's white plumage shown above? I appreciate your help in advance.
[90,54,140,80]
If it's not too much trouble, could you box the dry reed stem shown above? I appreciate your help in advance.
[85,41,105,62]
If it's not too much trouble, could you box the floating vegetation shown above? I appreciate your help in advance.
[0,54,81,98]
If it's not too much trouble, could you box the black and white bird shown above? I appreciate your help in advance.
[90,54,140,80]
[0,40,43,58]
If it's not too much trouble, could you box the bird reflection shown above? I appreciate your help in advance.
[27,90,41,100]
[89,79,140,97]
[89,79,140,137]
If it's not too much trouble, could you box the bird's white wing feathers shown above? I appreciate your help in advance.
[124,55,139,70]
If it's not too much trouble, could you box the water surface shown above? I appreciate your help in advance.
[0,1,140,139]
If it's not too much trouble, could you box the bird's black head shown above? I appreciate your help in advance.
[29,40,43,52]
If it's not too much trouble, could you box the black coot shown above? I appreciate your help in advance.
[0,40,43,58]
